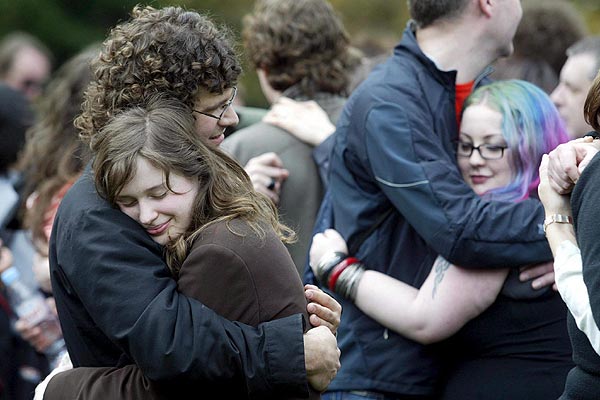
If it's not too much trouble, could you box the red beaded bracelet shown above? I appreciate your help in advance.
[328,257,359,292]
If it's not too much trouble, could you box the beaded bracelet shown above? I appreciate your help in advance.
[334,260,365,302]
[328,257,359,292]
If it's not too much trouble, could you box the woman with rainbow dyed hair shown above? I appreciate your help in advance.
[459,79,568,202]
[310,80,574,399]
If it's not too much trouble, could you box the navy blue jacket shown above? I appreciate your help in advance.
[49,167,309,398]
[312,23,553,396]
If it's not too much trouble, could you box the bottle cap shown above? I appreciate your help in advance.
[0,266,19,285]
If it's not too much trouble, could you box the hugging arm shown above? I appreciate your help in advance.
[263,97,336,147]
[43,202,340,399]
[354,257,507,344]
[361,103,551,269]
[311,230,507,344]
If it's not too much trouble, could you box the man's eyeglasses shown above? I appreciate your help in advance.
[456,141,508,160]
[192,86,237,121]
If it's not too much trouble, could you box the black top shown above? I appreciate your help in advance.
[560,151,600,399]
[48,166,309,398]
[439,291,573,399]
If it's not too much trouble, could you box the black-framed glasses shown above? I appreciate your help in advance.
[456,141,508,160]
[192,86,237,120]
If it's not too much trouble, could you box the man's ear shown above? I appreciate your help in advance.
[478,0,493,18]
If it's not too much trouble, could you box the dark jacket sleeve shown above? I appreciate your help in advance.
[361,101,550,268]
[49,176,307,397]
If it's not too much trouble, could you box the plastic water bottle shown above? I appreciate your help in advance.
[1,266,67,369]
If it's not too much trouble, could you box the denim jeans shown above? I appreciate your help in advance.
[322,391,434,400]
[322,391,389,400]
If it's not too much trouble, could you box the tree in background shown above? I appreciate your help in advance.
[0,0,597,107]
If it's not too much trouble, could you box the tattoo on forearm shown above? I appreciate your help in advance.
[432,257,451,299]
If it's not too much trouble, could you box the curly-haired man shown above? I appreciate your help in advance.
[222,0,357,273]
[44,5,340,399]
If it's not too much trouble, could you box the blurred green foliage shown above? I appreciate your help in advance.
[0,0,597,107]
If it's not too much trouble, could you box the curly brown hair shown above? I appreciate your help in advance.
[76,5,241,143]
[17,45,97,247]
[92,96,294,275]
[242,0,357,96]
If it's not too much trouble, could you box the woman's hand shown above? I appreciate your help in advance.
[15,299,62,353]
[309,229,349,275]
[539,154,572,216]
[547,137,600,194]
[263,97,335,147]
[305,284,341,334]
[244,152,289,205]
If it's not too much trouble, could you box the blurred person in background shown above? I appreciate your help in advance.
[0,84,48,400]
[5,47,99,375]
[0,32,52,102]
[17,45,97,295]
[222,0,357,274]
[0,82,38,289]
[551,36,600,139]
[0,84,33,233]
[491,0,586,94]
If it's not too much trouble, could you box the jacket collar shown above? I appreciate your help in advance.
[395,21,456,89]
[395,21,492,90]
